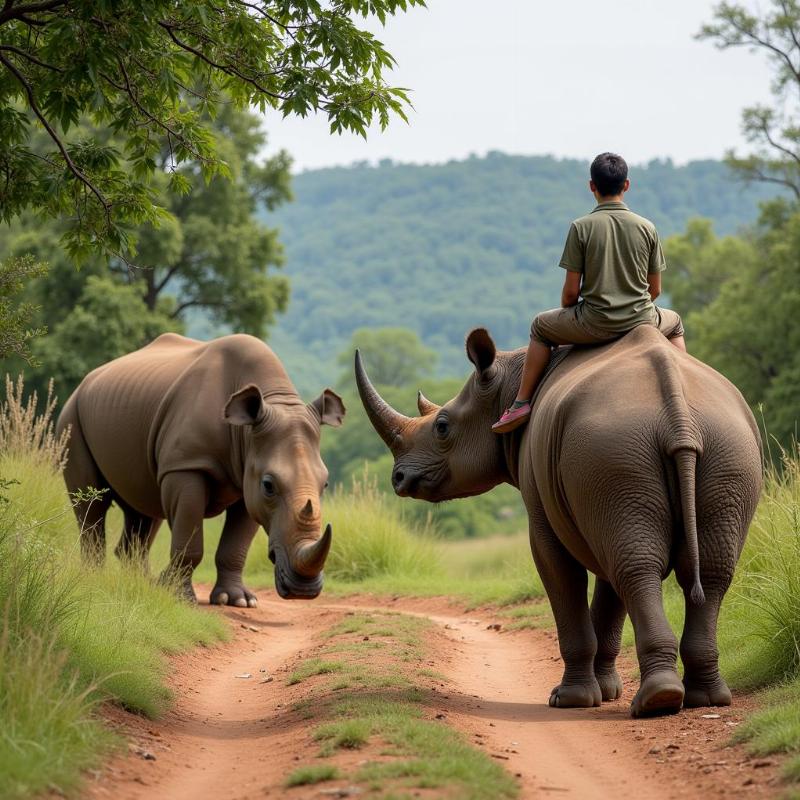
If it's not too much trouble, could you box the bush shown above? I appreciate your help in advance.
[0,377,227,798]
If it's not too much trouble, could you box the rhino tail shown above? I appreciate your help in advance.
[653,344,705,606]
[674,448,705,606]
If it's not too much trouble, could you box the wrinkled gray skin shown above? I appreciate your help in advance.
[357,326,762,717]
[57,333,345,606]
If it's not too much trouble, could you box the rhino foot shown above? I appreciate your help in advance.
[549,679,602,708]
[682,678,731,708]
[158,569,198,604]
[595,669,623,701]
[630,670,684,718]
[210,582,258,608]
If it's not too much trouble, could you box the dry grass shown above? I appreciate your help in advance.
[0,375,69,471]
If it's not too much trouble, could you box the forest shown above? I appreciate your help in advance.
[266,154,781,389]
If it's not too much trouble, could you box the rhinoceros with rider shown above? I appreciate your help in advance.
[57,332,345,605]
[357,325,761,717]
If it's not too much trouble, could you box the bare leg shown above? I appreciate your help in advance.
[210,500,260,608]
[515,339,552,402]
[669,335,687,352]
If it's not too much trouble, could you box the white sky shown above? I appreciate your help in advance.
[260,0,775,171]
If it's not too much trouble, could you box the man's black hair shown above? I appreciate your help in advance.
[590,152,628,197]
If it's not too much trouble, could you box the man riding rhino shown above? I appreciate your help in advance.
[356,325,761,717]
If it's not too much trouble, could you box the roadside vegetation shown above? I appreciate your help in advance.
[0,378,227,799]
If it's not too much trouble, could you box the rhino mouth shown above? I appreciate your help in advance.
[270,548,324,600]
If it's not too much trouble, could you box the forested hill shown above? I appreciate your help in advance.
[266,153,778,392]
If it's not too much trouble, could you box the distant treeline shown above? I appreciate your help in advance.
[264,153,780,392]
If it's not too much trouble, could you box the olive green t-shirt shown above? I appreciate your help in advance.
[559,201,665,333]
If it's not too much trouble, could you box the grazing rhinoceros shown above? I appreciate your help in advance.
[356,325,762,717]
[57,333,345,606]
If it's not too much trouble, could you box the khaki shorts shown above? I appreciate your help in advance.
[530,305,684,347]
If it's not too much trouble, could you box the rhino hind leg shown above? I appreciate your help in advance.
[590,578,626,701]
[210,500,259,608]
[60,403,112,563]
[527,496,601,709]
[679,589,731,708]
[675,528,737,708]
[622,576,684,718]
[115,505,162,570]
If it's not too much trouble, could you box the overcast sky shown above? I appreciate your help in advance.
[260,0,774,172]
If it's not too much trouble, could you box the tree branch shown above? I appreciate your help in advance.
[719,13,800,83]
[737,161,800,199]
[154,261,184,296]
[0,0,68,25]
[158,20,286,101]
[0,51,110,214]
[172,297,223,317]
[0,44,62,71]
[758,115,800,166]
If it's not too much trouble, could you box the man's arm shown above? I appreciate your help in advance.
[648,272,661,301]
[561,270,582,307]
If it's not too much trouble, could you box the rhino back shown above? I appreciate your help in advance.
[521,325,760,577]
[71,333,297,517]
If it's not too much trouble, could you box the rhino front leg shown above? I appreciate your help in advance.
[528,497,601,709]
[211,500,259,608]
[591,578,626,701]
[160,471,208,603]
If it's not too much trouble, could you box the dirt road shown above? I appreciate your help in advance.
[87,591,783,800]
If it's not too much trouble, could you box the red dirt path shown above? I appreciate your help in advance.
[84,591,786,800]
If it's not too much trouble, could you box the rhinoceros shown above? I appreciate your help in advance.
[356,325,762,717]
[57,333,345,605]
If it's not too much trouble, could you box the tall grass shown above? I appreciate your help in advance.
[318,472,543,605]
[721,452,800,688]
[0,377,226,799]
[324,474,440,582]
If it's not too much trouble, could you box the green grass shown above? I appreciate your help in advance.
[287,658,346,685]
[284,610,518,798]
[0,453,227,799]
[284,764,340,787]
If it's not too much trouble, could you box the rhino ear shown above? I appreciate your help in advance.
[310,388,346,428]
[223,384,265,426]
[466,328,497,377]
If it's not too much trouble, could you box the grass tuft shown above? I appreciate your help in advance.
[314,718,372,753]
[284,764,340,787]
[288,658,346,685]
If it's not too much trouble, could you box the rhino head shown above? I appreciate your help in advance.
[224,386,345,599]
[355,328,519,502]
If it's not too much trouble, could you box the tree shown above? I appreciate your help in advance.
[32,276,175,398]
[700,2,800,197]
[122,106,292,336]
[336,327,437,389]
[663,218,760,316]
[0,0,424,261]
[0,256,46,362]
[666,201,800,447]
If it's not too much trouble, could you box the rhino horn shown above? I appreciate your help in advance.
[354,349,410,449]
[293,524,332,576]
[417,390,440,417]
